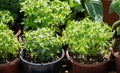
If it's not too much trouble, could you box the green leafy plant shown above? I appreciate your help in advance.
[109,0,120,18]
[0,23,9,30]
[0,10,14,26]
[0,0,21,20]
[110,0,120,36]
[109,0,120,36]
[64,0,103,22]
[112,20,120,52]
[20,0,71,31]
[24,28,63,63]
[63,18,114,63]
[112,20,120,36]
[0,24,22,63]
[109,0,120,53]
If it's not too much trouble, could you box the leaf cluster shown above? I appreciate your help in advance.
[112,20,120,36]
[20,0,71,30]
[110,0,120,37]
[24,28,63,62]
[109,0,120,17]
[63,18,114,58]
[0,10,14,27]
[64,0,103,22]
[0,0,21,20]
[0,24,22,62]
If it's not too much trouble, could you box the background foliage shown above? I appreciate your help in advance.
[20,0,71,30]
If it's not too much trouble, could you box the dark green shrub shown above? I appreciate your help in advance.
[0,0,21,20]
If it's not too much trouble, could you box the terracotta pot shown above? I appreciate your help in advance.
[113,53,120,73]
[101,0,119,26]
[111,38,120,73]
[0,58,20,73]
[66,49,109,73]
[112,52,120,73]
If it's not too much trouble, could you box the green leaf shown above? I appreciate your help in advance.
[109,0,120,17]
[117,27,120,35]
[69,0,83,12]
[84,0,103,23]
[112,20,120,30]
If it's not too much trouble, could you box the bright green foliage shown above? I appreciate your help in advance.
[24,28,63,62]
[0,0,20,19]
[20,0,71,30]
[109,0,120,17]
[63,18,114,58]
[0,24,22,62]
[0,10,14,26]
[0,23,9,30]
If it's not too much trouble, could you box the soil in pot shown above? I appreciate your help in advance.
[20,49,65,73]
[66,50,109,73]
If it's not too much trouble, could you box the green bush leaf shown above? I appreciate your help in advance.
[84,0,103,23]
[109,0,120,17]
[69,0,83,12]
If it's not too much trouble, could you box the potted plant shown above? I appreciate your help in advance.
[63,18,114,73]
[20,28,65,73]
[110,19,120,73]
[0,23,22,73]
[20,0,71,34]
[109,0,120,72]
[101,0,120,26]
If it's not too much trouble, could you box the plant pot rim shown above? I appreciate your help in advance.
[0,58,19,65]
[20,49,65,66]
[111,38,120,58]
[14,27,22,37]
[101,0,112,2]
[66,49,109,67]
[110,48,120,58]
[0,58,20,73]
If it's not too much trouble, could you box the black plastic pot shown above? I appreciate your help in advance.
[20,49,65,73]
